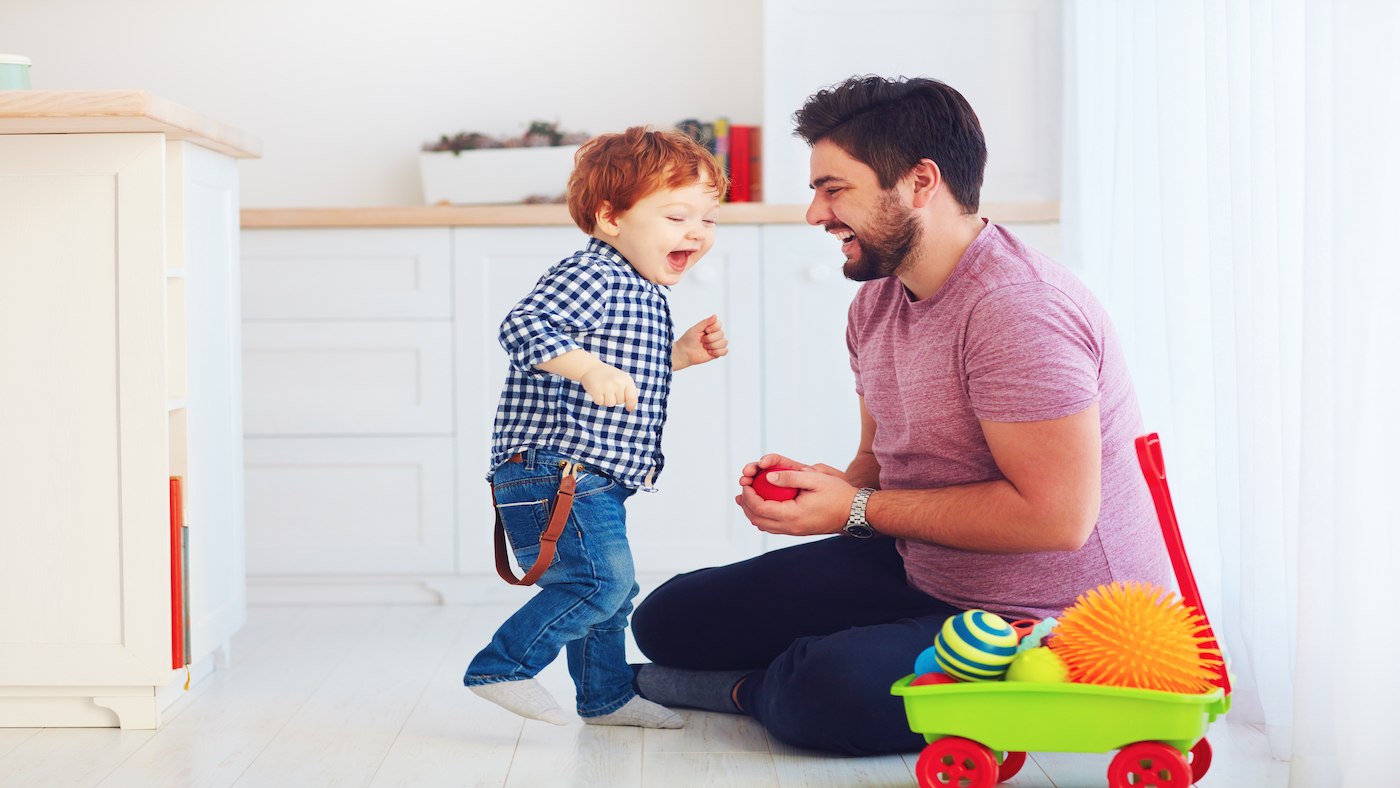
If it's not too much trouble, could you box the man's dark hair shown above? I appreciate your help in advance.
[793,75,987,213]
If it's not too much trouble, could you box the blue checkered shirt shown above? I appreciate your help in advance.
[489,239,673,491]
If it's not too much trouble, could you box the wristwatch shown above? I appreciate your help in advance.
[843,488,878,538]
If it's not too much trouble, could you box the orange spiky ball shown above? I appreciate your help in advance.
[1048,581,1223,694]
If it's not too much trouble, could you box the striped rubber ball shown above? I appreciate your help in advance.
[934,610,1019,681]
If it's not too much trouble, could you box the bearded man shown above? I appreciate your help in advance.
[628,75,1171,755]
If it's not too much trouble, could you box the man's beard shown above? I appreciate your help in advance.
[839,192,922,282]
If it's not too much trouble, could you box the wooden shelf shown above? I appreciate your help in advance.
[0,90,262,159]
[240,201,1060,229]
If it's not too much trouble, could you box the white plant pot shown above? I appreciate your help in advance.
[419,145,581,205]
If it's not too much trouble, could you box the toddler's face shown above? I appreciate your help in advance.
[604,180,720,287]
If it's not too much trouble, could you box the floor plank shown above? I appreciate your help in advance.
[505,720,643,788]
[364,606,526,788]
[641,752,779,788]
[0,728,155,788]
[0,728,41,761]
[1026,749,1116,788]
[1190,721,1288,787]
[770,737,913,788]
[643,710,770,754]
[227,606,474,788]
[94,606,389,788]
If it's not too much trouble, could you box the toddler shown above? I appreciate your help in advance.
[464,127,729,728]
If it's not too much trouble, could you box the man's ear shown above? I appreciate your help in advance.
[595,202,621,238]
[907,159,942,209]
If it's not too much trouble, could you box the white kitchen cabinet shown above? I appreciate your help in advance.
[0,90,256,729]
[242,320,455,435]
[241,227,452,320]
[244,437,456,574]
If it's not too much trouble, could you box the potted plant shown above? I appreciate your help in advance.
[419,121,589,205]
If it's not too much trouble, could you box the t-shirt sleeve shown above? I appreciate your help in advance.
[964,282,1102,422]
[499,262,611,374]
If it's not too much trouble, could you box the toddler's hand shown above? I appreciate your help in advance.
[580,364,640,411]
[674,315,728,371]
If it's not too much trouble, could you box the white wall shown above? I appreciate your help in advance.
[2,0,763,207]
[763,0,1062,206]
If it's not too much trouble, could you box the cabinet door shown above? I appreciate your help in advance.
[760,225,865,550]
[453,227,764,575]
[241,228,452,320]
[242,321,454,435]
[244,437,456,574]
[0,134,170,684]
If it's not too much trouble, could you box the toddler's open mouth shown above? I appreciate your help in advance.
[667,250,692,270]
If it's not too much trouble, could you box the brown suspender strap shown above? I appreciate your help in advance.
[492,458,579,586]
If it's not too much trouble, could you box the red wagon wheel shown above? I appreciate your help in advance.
[1108,741,1193,788]
[915,736,1000,788]
[1188,737,1213,782]
[999,751,1028,782]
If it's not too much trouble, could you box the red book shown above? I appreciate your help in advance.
[169,477,185,669]
[728,125,751,202]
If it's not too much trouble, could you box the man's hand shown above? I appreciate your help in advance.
[673,315,728,371]
[736,455,855,536]
[579,364,640,411]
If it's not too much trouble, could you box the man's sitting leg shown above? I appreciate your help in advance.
[631,536,958,754]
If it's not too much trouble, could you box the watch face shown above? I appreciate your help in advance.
[844,523,876,539]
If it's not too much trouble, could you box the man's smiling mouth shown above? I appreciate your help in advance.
[829,227,858,255]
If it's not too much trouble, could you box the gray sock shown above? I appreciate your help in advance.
[634,664,755,715]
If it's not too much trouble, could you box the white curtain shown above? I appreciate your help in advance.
[1063,1,1400,785]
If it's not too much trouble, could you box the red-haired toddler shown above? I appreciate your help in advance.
[464,127,728,729]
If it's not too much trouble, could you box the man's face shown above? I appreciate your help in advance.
[805,139,921,282]
[605,179,720,287]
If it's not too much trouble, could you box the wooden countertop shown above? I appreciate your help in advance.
[240,201,1059,228]
[0,90,262,159]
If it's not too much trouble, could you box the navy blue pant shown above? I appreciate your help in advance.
[631,536,961,755]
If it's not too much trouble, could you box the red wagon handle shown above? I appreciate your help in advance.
[1134,434,1232,695]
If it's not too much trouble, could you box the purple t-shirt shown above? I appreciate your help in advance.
[846,221,1171,619]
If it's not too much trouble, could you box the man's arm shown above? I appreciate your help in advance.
[736,402,1102,554]
[844,396,881,488]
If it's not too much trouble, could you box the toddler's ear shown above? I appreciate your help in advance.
[595,202,621,237]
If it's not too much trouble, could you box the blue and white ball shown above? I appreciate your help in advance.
[934,610,1019,681]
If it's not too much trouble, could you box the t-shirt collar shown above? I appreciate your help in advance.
[908,218,994,311]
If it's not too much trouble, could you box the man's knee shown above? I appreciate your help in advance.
[631,572,691,664]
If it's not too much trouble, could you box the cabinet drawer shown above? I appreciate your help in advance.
[242,228,451,320]
[243,321,453,435]
[244,436,455,574]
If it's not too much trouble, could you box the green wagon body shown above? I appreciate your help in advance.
[891,675,1230,756]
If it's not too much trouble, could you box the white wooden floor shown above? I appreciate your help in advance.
[0,604,1290,788]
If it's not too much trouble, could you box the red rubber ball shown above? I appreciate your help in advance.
[752,467,798,501]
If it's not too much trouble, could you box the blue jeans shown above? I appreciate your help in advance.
[465,449,640,717]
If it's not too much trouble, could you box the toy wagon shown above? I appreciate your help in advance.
[892,434,1232,788]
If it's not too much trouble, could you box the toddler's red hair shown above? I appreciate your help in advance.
[568,126,728,234]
